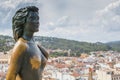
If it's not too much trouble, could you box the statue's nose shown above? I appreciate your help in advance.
[36,21,39,24]
[36,21,39,25]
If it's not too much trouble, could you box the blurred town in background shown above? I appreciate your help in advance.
[0,35,120,80]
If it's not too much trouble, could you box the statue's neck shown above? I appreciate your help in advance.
[22,31,34,42]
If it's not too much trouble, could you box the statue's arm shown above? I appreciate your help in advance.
[6,42,26,80]
[37,44,49,59]
[37,44,48,79]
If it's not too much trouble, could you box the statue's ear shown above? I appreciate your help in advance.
[37,44,49,59]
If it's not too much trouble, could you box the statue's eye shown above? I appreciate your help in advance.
[30,16,34,19]
[29,16,39,20]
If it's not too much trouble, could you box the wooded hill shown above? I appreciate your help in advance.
[34,36,120,56]
[0,35,120,56]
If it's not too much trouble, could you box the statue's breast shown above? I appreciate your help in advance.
[25,43,42,70]
[30,55,41,69]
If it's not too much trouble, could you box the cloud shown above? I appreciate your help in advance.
[57,16,70,27]
[94,0,120,32]
[0,0,120,42]
[0,29,12,36]
[98,0,120,15]
[0,0,16,9]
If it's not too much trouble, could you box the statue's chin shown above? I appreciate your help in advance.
[33,28,39,32]
[35,29,39,32]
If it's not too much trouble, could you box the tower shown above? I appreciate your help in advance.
[88,68,93,80]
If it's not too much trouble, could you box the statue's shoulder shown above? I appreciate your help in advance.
[37,44,49,59]
[13,38,27,53]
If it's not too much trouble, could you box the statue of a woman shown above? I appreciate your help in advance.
[6,6,48,80]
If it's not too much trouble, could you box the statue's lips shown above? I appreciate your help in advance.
[33,24,39,28]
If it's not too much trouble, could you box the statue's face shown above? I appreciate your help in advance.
[25,11,39,32]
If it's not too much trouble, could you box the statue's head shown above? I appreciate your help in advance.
[12,6,39,41]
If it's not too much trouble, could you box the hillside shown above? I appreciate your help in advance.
[34,36,112,56]
[106,41,120,52]
[0,35,120,56]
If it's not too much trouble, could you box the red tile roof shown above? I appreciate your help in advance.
[70,72,80,77]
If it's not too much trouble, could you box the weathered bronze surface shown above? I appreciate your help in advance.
[6,6,48,80]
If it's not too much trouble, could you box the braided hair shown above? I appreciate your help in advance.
[12,6,39,41]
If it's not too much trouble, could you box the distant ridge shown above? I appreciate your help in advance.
[106,41,120,52]
[0,35,120,56]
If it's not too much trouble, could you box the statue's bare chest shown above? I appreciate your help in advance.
[24,43,43,69]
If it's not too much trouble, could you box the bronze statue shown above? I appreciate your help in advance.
[6,6,48,80]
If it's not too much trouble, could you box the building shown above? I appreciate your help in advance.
[97,69,120,80]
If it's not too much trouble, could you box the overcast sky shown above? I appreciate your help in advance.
[0,0,120,42]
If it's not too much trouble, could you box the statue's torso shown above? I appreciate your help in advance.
[18,39,47,80]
